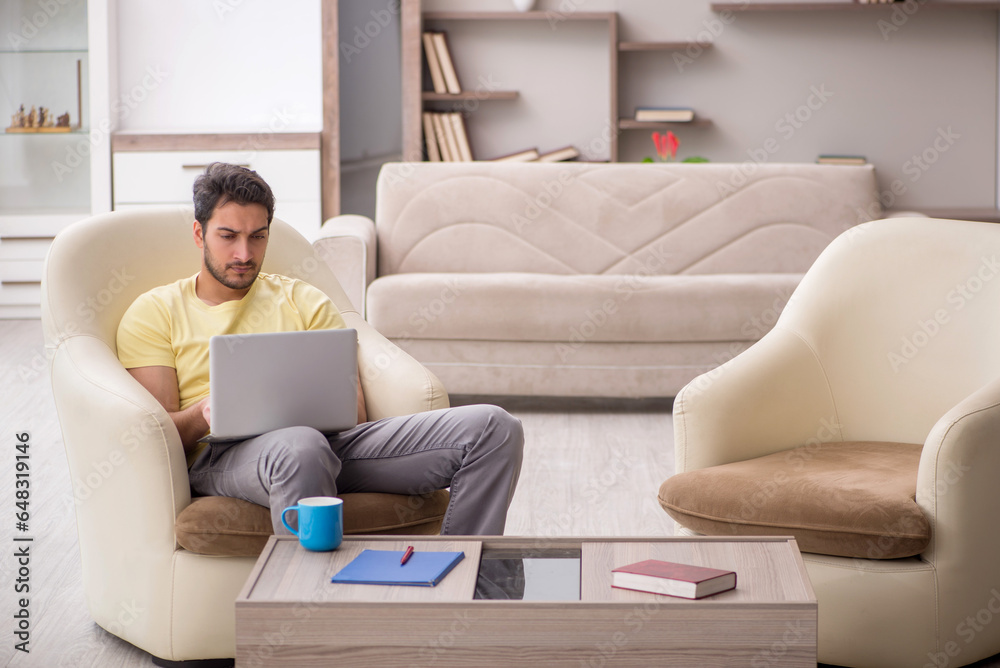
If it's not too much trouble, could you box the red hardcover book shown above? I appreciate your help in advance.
[611,560,737,599]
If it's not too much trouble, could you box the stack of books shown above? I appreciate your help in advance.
[423,111,473,162]
[423,32,461,95]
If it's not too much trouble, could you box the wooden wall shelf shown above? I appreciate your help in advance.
[711,1,1000,10]
[422,91,519,102]
[619,119,713,130]
[619,41,713,52]
[423,11,615,21]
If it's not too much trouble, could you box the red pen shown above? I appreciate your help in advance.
[400,545,415,565]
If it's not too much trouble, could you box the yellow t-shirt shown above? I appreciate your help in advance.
[116,272,347,466]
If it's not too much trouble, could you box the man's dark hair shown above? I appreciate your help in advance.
[193,162,275,228]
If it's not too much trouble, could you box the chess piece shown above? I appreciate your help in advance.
[28,106,38,128]
[11,104,26,128]
[56,112,70,127]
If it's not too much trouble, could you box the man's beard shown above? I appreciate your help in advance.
[204,248,260,291]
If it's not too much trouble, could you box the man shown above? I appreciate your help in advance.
[117,162,523,535]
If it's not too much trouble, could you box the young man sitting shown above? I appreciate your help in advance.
[116,162,523,536]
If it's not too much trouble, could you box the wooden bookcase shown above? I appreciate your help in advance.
[401,1,714,163]
[402,2,618,161]
[616,41,713,135]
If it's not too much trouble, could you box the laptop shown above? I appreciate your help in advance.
[203,328,358,443]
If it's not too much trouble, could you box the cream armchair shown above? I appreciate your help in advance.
[41,206,450,665]
[660,217,1000,668]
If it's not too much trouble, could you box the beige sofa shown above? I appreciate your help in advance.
[316,162,882,398]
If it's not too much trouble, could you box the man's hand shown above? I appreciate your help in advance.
[127,366,210,454]
[200,397,211,427]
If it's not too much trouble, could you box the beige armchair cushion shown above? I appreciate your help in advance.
[659,441,930,559]
[175,491,451,557]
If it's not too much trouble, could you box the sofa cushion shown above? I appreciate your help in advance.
[367,272,801,343]
[658,441,930,559]
[176,491,451,557]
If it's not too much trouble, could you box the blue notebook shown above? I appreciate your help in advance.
[330,549,465,587]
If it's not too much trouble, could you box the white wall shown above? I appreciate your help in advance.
[114,0,322,133]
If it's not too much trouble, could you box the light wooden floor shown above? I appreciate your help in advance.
[4,317,1000,668]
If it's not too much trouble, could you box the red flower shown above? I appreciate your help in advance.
[651,131,680,161]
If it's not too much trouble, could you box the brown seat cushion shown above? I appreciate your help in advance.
[176,490,451,557]
[658,441,931,559]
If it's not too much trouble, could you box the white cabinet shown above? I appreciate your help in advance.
[2,0,335,318]
[0,0,108,318]
[112,149,322,241]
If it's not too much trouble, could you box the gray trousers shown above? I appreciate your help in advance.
[188,404,523,536]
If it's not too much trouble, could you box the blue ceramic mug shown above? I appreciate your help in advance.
[281,496,343,551]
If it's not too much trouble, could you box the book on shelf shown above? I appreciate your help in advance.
[816,155,867,165]
[422,112,442,162]
[423,111,473,162]
[422,32,448,94]
[331,549,465,587]
[440,112,462,162]
[431,32,462,95]
[611,559,737,599]
[536,146,581,162]
[634,107,695,123]
[448,112,474,161]
[430,113,455,161]
[492,147,540,162]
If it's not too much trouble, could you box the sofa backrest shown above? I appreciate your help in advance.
[375,162,882,277]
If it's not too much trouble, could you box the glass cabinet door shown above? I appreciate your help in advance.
[1,0,90,215]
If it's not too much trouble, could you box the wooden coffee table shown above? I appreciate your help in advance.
[236,535,816,667]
